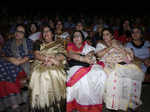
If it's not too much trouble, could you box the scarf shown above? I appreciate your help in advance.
[11,38,30,76]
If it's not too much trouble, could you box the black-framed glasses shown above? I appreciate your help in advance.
[16,30,25,34]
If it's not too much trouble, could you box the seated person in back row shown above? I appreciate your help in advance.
[126,27,150,74]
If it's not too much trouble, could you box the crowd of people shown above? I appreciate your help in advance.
[0,15,150,112]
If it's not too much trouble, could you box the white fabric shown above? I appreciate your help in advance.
[60,32,70,39]
[67,43,107,106]
[104,64,144,111]
[67,64,107,105]
[95,43,106,53]
[81,43,96,55]
[28,32,41,42]
[96,42,144,111]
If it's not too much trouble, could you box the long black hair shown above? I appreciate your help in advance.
[118,19,132,37]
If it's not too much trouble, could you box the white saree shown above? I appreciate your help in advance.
[67,43,107,112]
[96,42,144,111]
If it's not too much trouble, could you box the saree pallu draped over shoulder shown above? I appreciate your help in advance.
[66,42,107,112]
[29,40,67,112]
[96,42,144,111]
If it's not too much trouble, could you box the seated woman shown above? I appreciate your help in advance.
[0,24,33,111]
[28,23,41,43]
[29,24,67,112]
[126,27,150,74]
[67,30,107,112]
[54,21,64,40]
[96,28,144,112]
[114,19,132,45]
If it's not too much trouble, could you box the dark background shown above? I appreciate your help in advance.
[0,0,150,16]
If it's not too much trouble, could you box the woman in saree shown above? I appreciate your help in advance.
[0,24,33,111]
[29,24,67,112]
[67,30,107,112]
[96,28,144,112]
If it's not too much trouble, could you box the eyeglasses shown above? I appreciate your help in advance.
[16,30,25,34]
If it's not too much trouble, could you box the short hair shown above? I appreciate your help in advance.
[15,24,27,37]
[41,24,53,33]
[15,24,25,33]
[41,24,54,41]
[131,27,144,35]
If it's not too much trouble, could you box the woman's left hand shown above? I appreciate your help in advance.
[50,58,60,66]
